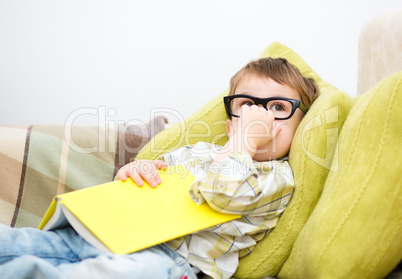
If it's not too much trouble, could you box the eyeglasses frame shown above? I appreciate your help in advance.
[223,94,308,120]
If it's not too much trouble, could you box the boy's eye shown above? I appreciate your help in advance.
[239,99,255,107]
[270,103,285,111]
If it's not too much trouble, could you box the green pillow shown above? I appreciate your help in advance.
[136,42,353,278]
[279,71,402,279]
[136,89,229,159]
[234,47,352,278]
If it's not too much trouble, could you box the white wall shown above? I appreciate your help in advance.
[0,0,400,126]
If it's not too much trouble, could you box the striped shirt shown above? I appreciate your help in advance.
[159,142,294,279]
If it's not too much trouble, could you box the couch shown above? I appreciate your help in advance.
[1,9,401,279]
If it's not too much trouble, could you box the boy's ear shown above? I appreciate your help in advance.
[226,119,232,139]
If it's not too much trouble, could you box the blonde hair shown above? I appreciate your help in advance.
[229,57,319,110]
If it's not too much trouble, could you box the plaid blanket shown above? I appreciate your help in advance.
[0,117,166,228]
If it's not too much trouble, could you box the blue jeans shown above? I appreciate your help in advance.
[0,224,197,279]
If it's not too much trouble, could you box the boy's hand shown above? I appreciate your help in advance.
[235,104,277,152]
[115,160,169,188]
[212,105,279,168]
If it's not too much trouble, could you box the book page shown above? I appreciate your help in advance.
[40,199,69,231]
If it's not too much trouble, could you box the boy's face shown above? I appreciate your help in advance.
[226,74,304,161]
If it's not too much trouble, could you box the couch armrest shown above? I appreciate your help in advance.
[358,8,402,95]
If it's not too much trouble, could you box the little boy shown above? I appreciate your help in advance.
[0,57,318,279]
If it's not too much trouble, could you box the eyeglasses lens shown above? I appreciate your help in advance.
[230,97,293,119]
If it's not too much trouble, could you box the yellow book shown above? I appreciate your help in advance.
[39,165,240,255]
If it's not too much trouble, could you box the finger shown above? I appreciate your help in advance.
[140,163,161,188]
[153,160,169,170]
[115,165,130,181]
[265,109,275,121]
[116,172,128,181]
[146,160,168,185]
[127,163,145,186]
[240,104,252,115]
[271,121,283,138]
[129,170,145,187]
[259,106,267,113]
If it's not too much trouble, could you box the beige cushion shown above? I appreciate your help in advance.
[358,8,402,95]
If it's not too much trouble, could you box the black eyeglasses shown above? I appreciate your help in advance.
[223,94,308,120]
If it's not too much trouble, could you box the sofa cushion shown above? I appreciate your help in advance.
[234,45,352,278]
[358,8,402,95]
[279,71,402,279]
[137,42,353,278]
